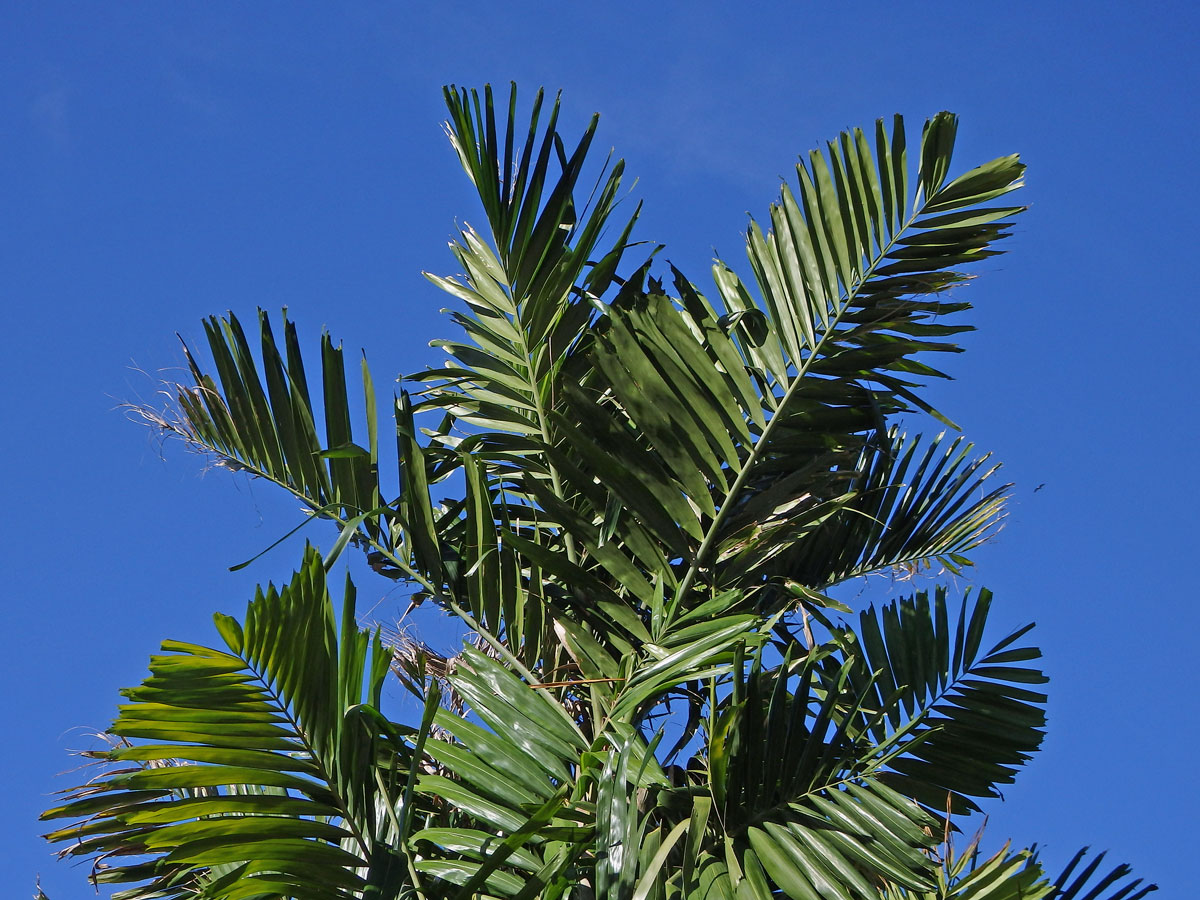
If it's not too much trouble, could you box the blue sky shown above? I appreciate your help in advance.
[5,3,1196,896]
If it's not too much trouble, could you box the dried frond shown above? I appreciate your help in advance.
[381,624,466,717]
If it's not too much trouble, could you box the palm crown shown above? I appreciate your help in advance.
[43,84,1154,900]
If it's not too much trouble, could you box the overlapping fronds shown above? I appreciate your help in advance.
[778,428,1009,587]
[411,646,591,897]
[50,84,1157,900]
[544,113,1025,620]
[146,92,1022,666]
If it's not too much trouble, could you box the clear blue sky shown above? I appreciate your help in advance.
[5,4,1196,896]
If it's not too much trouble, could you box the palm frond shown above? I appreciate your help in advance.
[883,843,1055,900]
[879,841,1158,900]
[412,646,593,899]
[834,587,1047,815]
[413,82,639,460]
[41,548,406,900]
[143,309,385,548]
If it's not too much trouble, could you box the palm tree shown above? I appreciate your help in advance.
[42,84,1155,900]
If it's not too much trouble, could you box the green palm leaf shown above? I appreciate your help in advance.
[153,309,385,548]
[878,844,1054,900]
[537,113,1024,617]
[411,645,591,899]
[413,83,638,470]
[408,84,643,663]
[41,548,405,900]
[877,843,1157,900]
[763,427,1009,590]
[690,587,1043,899]
[834,587,1047,815]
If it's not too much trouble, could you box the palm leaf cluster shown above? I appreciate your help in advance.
[44,84,1154,900]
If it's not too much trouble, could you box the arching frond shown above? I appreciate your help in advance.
[834,588,1047,816]
[41,549,409,900]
